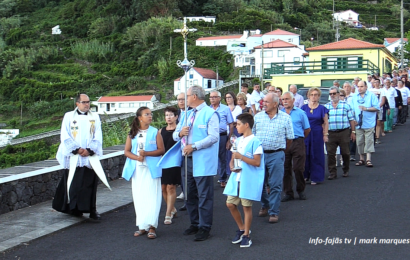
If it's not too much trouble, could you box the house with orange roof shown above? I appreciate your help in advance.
[384,38,408,54]
[92,95,157,115]
[173,67,223,96]
[263,38,398,89]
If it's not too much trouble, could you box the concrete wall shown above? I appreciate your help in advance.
[0,152,126,215]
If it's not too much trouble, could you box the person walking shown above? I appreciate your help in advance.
[160,106,181,224]
[253,93,294,223]
[324,87,356,179]
[301,88,329,185]
[281,92,310,201]
[122,106,165,239]
[53,94,107,222]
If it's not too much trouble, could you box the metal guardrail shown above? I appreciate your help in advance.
[1,80,239,148]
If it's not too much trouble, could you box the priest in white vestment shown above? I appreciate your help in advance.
[52,94,106,221]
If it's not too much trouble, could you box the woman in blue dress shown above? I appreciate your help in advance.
[301,88,329,185]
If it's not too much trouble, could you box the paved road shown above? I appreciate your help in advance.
[1,124,410,259]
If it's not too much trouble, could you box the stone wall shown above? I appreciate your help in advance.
[0,154,126,215]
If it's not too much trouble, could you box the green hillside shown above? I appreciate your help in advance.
[0,0,407,135]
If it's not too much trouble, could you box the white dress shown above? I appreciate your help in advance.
[131,129,162,230]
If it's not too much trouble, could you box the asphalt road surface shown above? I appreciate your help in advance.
[1,124,410,260]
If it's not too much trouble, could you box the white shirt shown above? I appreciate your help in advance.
[245,93,255,108]
[368,87,386,106]
[367,81,373,89]
[397,87,410,105]
[251,90,265,111]
[230,134,263,181]
[384,86,398,108]
[293,93,304,108]
[227,105,242,135]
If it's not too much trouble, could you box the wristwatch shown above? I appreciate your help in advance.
[366,107,369,111]
[191,143,197,151]
[352,131,356,134]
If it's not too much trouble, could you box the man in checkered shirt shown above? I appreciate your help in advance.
[324,86,356,180]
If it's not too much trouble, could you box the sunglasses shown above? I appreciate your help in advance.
[329,93,338,96]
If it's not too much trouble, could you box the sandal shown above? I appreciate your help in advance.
[147,227,157,239]
[171,208,177,218]
[366,160,373,167]
[355,160,365,166]
[164,216,172,225]
[134,230,147,237]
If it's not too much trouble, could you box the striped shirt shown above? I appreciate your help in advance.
[252,110,294,150]
[324,101,355,130]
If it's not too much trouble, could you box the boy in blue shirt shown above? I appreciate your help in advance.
[223,113,264,248]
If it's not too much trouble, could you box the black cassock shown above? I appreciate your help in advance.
[52,166,99,214]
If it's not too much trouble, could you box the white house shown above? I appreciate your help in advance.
[196,35,243,47]
[332,10,360,26]
[186,16,216,23]
[262,29,300,46]
[92,95,157,115]
[253,40,306,75]
[384,38,408,54]
[174,67,223,96]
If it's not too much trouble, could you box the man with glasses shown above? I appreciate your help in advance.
[53,94,105,222]
[324,87,356,179]
[350,81,379,167]
[209,90,234,188]
[253,93,294,223]
[173,85,219,241]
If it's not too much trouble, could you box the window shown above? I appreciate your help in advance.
[119,103,127,108]
[294,57,300,65]
[261,50,273,58]
[194,79,198,85]
[321,56,363,70]
[288,38,293,43]
[130,103,134,108]
[178,82,180,90]
[200,42,202,46]
[111,103,115,108]
[214,41,216,45]
[99,104,104,108]
[245,57,250,62]
[278,50,289,57]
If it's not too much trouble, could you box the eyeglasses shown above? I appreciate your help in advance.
[340,95,345,97]
[78,101,90,104]
[142,113,153,117]
[225,96,233,99]
[329,93,338,96]
[237,98,245,100]
[177,99,185,102]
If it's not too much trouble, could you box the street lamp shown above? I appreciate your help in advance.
[310,37,315,46]
[294,27,302,36]
[174,17,196,200]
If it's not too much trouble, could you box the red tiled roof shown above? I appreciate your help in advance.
[385,38,408,44]
[306,38,385,51]
[249,34,263,37]
[254,39,298,49]
[196,35,242,41]
[302,52,309,56]
[98,96,153,102]
[264,29,298,36]
[174,67,223,81]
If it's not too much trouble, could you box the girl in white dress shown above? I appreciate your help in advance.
[123,107,165,239]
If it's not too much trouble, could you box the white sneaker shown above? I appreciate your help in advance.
[177,192,184,200]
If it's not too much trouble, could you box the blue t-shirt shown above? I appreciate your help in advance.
[281,106,310,138]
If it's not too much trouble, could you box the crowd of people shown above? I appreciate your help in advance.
[53,72,409,248]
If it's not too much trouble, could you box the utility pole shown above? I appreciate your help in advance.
[401,0,404,68]
[216,65,219,88]
[333,0,335,30]
[261,41,264,87]
[375,15,377,27]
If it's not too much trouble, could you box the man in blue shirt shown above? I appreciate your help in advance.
[173,85,220,241]
[281,92,311,202]
[253,93,294,223]
[350,81,379,167]
[209,90,234,187]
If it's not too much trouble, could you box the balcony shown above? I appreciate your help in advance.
[263,59,379,78]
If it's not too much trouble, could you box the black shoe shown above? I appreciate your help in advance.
[89,211,101,222]
[70,209,83,217]
[183,225,199,235]
[298,192,307,200]
[281,195,294,202]
[194,228,210,241]
[179,204,187,211]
